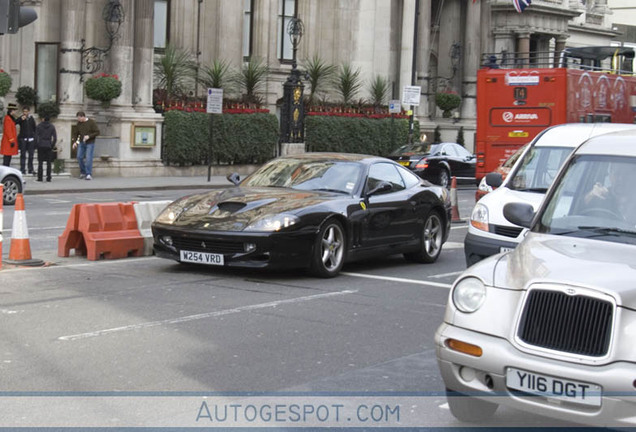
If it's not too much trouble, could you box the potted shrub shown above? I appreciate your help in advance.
[36,101,61,119]
[16,85,38,107]
[85,73,122,108]
[435,90,461,118]
[0,69,12,97]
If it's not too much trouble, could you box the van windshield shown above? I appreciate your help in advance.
[508,146,573,192]
[537,155,636,244]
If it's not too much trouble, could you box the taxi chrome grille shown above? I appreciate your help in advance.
[517,289,613,357]
[171,237,244,254]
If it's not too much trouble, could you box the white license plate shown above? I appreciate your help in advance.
[506,367,601,407]
[180,250,224,266]
[500,246,515,253]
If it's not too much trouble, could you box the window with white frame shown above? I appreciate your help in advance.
[35,43,59,103]
[243,0,253,59]
[154,0,169,50]
[277,0,297,62]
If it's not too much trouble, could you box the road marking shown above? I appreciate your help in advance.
[443,241,463,249]
[450,224,467,230]
[342,272,452,289]
[58,289,358,341]
[430,270,463,279]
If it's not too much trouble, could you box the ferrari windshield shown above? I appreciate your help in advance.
[537,155,636,244]
[241,158,363,194]
[508,146,572,192]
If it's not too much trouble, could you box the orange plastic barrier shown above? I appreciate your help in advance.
[58,202,144,261]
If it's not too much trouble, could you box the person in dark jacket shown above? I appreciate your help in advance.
[73,111,100,180]
[15,106,37,174]
[34,116,57,182]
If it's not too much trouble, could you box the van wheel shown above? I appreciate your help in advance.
[446,389,498,423]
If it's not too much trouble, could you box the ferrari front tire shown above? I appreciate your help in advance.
[310,219,345,278]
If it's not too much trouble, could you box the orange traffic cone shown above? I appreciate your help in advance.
[450,176,462,223]
[6,194,44,266]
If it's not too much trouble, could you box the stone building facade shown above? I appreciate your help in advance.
[0,0,625,176]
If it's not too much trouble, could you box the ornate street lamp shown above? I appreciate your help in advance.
[60,0,126,79]
[280,16,305,148]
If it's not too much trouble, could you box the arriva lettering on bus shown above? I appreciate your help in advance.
[502,112,539,122]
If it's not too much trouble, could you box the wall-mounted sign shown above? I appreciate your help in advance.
[131,125,156,147]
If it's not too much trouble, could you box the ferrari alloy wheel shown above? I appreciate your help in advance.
[437,169,450,188]
[404,211,443,263]
[2,176,21,206]
[311,219,345,278]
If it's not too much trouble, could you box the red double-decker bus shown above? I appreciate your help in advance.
[475,46,636,182]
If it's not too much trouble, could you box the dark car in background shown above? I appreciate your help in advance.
[153,153,451,278]
[388,142,476,188]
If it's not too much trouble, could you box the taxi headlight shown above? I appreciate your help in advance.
[244,214,299,232]
[452,277,486,313]
[470,203,489,232]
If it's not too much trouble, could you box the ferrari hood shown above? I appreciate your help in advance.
[493,232,636,307]
[169,187,340,231]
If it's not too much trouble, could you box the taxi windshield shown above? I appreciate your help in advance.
[537,155,636,244]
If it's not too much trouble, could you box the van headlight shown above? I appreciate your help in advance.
[452,277,486,313]
[470,203,489,232]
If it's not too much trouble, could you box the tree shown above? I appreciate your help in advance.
[198,59,234,95]
[334,64,362,105]
[456,126,465,146]
[433,125,442,144]
[235,57,269,106]
[153,44,197,101]
[301,54,336,106]
[368,75,389,107]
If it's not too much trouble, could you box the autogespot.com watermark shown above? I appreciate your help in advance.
[195,399,400,425]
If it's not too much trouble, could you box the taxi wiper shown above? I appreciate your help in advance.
[577,226,636,237]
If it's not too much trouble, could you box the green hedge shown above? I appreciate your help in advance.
[163,110,278,165]
[305,116,418,155]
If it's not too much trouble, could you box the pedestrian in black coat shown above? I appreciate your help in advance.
[34,116,57,182]
[15,106,37,174]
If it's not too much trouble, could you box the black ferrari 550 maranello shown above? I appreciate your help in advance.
[152,153,452,277]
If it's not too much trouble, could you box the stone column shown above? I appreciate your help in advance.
[461,0,481,120]
[110,0,134,108]
[516,32,531,68]
[133,0,155,110]
[554,36,568,67]
[416,0,431,120]
[59,0,86,108]
[399,0,416,97]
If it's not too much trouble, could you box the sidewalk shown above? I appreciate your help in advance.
[23,172,246,195]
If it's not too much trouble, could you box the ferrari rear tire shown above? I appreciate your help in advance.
[310,219,346,278]
[404,211,443,263]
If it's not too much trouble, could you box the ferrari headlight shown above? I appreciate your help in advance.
[470,203,489,232]
[452,277,486,313]
[155,200,188,224]
[244,214,299,232]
